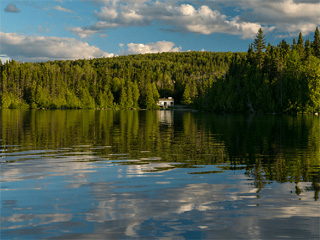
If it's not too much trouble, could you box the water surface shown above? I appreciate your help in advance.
[1,110,319,239]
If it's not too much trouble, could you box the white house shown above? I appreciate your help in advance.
[158,97,174,108]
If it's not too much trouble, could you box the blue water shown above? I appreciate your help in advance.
[1,110,319,239]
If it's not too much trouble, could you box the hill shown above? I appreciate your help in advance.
[1,28,319,114]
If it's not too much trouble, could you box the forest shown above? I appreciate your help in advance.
[0,27,319,114]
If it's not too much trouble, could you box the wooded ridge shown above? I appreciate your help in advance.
[1,28,319,114]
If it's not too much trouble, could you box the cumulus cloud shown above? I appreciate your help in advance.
[155,4,269,38]
[70,0,319,39]
[0,32,113,62]
[71,2,271,39]
[53,5,73,13]
[4,3,20,13]
[200,0,320,36]
[239,0,319,28]
[126,41,181,55]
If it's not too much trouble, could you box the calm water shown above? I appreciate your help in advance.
[1,110,319,240]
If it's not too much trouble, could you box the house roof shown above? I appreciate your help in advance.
[159,98,174,101]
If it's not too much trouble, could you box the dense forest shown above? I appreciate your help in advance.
[196,28,320,114]
[1,28,319,114]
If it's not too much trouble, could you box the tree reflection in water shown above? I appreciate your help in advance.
[1,109,319,199]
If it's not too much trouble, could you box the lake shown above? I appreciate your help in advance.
[1,109,319,239]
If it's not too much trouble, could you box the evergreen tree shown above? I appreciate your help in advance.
[182,83,192,105]
[312,27,320,58]
[132,81,140,109]
[254,28,266,53]
[304,38,311,61]
[292,38,297,51]
[1,35,319,114]
[127,83,134,109]
[297,32,304,57]
[119,86,128,109]
[152,82,160,106]
[253,28,266,68]
[145,83,155,110]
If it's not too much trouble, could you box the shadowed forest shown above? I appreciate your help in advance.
[1,28,319,114]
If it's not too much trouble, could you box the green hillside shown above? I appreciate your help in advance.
[1,28,319,114]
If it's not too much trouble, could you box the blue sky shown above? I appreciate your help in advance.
[1,0,319,62]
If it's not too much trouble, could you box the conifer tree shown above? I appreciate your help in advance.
[253,28,266,68]
[132,81,140,108]
[297,32,304,57]
[304,38,311,61]
[145,83,155,110]
[247,43,255,64]
[182,83,192,105]
[312,27,320,58]
[292,38,297,51]
[119,86,128,109]
[127,84,134,109]
[254,28,266,53]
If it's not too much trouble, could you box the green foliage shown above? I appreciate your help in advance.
[1,29,319,113]
[144,83,160,109]
[312,27,320,58]
[97,89,114,109]
[0,91,29,109]
[198,28,320,114]
[0,52,232,110]
[79,88,95,109]
[254,28,266,54]
[254,28,266,68]
[181,83,192,105]
[65,90,82,109]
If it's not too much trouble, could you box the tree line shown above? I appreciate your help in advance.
[196,28,320,114]
[0,51,231,110]
[1,27,319,113]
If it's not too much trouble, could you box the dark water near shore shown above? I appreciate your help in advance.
[1,109,319,239]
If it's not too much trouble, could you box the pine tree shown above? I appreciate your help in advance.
[145,83,155,110]
[182,83,192,105]
[297,32,304,57]
[127,84,134,109]
[132,81,140,108]
[304,38,311,61]
[119,86,128,109]
[247,44,255,64]
[292,38,297,51]
[253,28,266,68]
[254,28,266,53]
[312,27,320,58]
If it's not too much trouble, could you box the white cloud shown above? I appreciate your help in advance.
[0,32,113,62]
[73,2,273,39]
[70,0,319,39]
[152,4,270,38]
[126,41,181,55]
[201,0,320,36]
[254,0,320,35]
[95,7,118,20]
[53,5,73,13]
[69,27,101,38]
